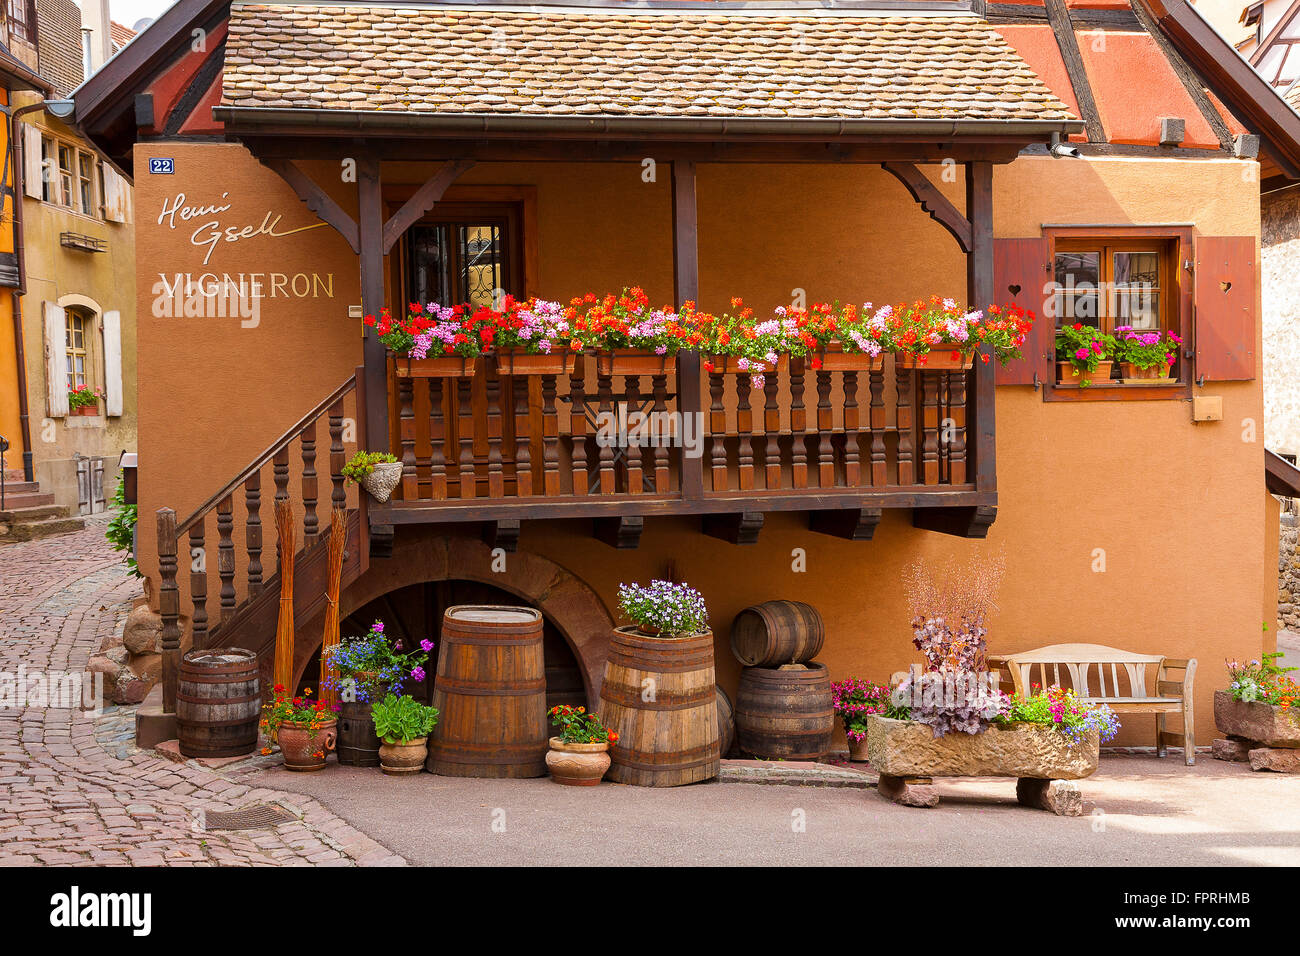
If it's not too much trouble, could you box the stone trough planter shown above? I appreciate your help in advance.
[1212,690,1300,773]
[866,716,1099,815]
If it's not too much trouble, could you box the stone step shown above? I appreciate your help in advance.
[0,491,54,508]
[0,514,86,542]
[0,480,38,494]
[0,504,67,522]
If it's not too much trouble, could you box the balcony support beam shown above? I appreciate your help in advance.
[703,511,764,545]
[594,515,644,549]
[809,507,881,541]
[913,504,997,539]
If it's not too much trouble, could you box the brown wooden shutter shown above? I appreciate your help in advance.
[1194,236,1256,381]
[993,237,1052,386]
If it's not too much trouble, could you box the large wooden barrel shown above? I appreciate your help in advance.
[735,662,834,761]
[599,626,720,787]
[428,605,548,778]
[176,647,260,758]
[716,686,735,759]
[336,700,380,766]
[730,601,825,667]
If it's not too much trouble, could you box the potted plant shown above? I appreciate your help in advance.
[569,287,701,377]
[830,678,891,761]
[1214,653,1300,748]
[1113,326,1181,382]
[371,692,440,774]
[892,298,1034,370]
[492,295,578,376]
[545,704,619,786]
[1055,323,1116,387]
[67,384,104,416]
[341,450,402,503]
[367,303,482,378]
[616,579,710,638]
[323,620,431,766]
[260,686,338,772]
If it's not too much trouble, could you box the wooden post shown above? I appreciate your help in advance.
[216,494,236,624]
[358,158,389,462]
[672,159,704,500]
[966,161,996,494]
[156,508,181,714]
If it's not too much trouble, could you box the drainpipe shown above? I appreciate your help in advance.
[3,102,46,482]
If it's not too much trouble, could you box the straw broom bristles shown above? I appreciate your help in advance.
[272,500,296,691]
[318,506,347,709]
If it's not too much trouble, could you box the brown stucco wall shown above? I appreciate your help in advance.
[132,142,1267,746]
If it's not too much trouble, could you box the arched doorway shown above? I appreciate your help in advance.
[297,579,586,711]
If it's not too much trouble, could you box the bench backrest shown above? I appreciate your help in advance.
[1000,643,1166,700]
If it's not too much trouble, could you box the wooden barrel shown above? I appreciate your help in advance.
[599,626,720,787]
[735,662,834,761]
[428,605,548,778]
[716,686,735,759]
[176,647,260,758]
[336,700,380,766]
[730,601,825,667]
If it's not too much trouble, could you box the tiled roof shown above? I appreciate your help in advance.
[221,4,1078,124]
[110,21,138,51]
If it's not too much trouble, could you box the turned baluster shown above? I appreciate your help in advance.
[736,373,755,491]
[869,367,887,487]
[188,522,207,649]
[245,473,263,596]
[790,358,808,489]
[216,494,236,624]
[597,366,616,494]
[301,422,319,537]
[427,378,447,499]
[624,375,643,495]
[947,370,968,485]
[843,370,861,487]
[920,371,941,485]
[513,374,533,496]
[896,364,916,485]
[570,363,588,495]
[328,399,346,511]
[763,368,781,489]
[457,376,476,499]
[815,368,834,488]
[707,368,727,491]
[398,376,417,501]
[652,372,670,493]
[273,446,290,505]
[485,361,506,498]
[157,509,180,713]
[542,374,560,496]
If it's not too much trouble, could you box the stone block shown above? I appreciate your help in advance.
[866,716,1099,780]
[1249,747,1300,772]
[1016,778,1083,816]
[122,603,163,655]
[1213,691,1300,748]
[877,773,939,808]
[1211,737,1252,762]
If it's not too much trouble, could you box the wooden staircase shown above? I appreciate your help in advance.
[154,368,368,708]
[0,471,86,543]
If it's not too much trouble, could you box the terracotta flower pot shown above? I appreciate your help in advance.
[596,349,673,377]
[71,404,99,417]
[847,733,871,763]
[278,719,337,772]
[1121,361,1174,382]
[360,461,403,503]
[545,737,612,786]
[816,342,885,372]
[495,350,573,376]
[392,355,479,378]
[899,350,974,371]
[1057,360,1113,386]
[378,736,428,775]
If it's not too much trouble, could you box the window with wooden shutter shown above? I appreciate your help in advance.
[993,238,1052,386]
[1194,236,1257,382]
[101,165,133,224]
[102,311,123,417]
[42,302,69,417]
[21,124,42,199]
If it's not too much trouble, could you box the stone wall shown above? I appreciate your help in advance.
[1262,186,1300,456]
[1281,502,1300,632]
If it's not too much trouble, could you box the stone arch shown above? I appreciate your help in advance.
[56,293,103,316]
[292,533,613,707]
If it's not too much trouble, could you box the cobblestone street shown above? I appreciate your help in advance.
[0,523,405,867]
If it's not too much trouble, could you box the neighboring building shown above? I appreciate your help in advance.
[71,0,1293,750]
[0,0,136,538]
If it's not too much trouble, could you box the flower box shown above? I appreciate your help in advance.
[1056,360,1114,386]
[705,353,789,375]
[494,349,575,377]
[1120,361,1175,384]
[815,342,885,372]
[70,404,100,417]
[595,349,673,378]
[1213,690,1300,748]
[898,350,975,371]
[865,715,1099,780]
[392,355,478,378]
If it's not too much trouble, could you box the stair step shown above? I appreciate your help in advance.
[0,480,38,494]
[0,492,54,508]
[0,514,86,542]
[0,504,67,522]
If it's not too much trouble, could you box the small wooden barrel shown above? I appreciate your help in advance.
[735,662,835,761]
[599,626,720,787]
[428,605,548,778]
[716,685,735,759]
[176,647,260,758]
[730,601,825,667]
[336,700,380,767]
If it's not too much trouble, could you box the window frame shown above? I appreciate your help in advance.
[65,308,90,390]
[1043,225,1193,404]
[39,134,102,218]
[7,0,34,43]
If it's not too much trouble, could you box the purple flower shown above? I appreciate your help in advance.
[411,666,426,682]
[420,639,434,652]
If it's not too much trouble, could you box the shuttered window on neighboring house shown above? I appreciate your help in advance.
[42,302,69,417]
[993,229,1256,399]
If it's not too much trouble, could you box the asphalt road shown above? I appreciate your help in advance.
[263,753,1300,866]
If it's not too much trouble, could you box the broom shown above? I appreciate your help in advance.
[317,506,347,709]
[272,499,296,692]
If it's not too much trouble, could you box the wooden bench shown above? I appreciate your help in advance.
[987,644,1198,766]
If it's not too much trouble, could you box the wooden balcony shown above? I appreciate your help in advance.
[373,350,995,546]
